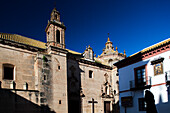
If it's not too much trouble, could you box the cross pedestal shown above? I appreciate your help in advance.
[88,98,98,113]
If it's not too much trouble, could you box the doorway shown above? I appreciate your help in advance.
[104,101,110,113]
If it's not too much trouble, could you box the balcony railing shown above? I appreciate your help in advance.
[130,77,152,90]
[165,71,170,85]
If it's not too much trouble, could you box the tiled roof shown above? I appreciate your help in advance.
[0,33,46,49]
[114,38,170,68]
[130,38,170,57]
[0,33,83,55]
[141,38,170,53]
[66,49,82,55]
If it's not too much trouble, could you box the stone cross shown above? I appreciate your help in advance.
[88,98,98,113]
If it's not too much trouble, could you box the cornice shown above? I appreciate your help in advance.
[45,21,66,32]
[0,38,45,52]
[114,40,170,69]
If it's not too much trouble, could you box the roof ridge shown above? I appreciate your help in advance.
[129,38,170,57]
[141,38,170,52]
[66,49,82,55]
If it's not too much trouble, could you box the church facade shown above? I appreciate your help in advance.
[0,8,126,113]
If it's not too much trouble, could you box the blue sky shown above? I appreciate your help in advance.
[0,0,170,56]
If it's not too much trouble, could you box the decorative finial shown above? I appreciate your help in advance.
[107,33,111,42]
[107,37,110,42]
[94,54,96,57]
[124,50,126,55]
[116,46,118,51]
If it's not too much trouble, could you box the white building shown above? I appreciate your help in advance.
[114,38,170,113]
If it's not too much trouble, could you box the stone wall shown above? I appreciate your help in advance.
[48,47,68,113]
[0,44,46,113]
[67,56,119,113]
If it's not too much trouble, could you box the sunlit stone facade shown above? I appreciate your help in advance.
[0,8,125,113]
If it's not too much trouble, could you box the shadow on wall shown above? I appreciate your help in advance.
[156,86,170,113]
[67,53,86,113]
[0,89,55,113]
[112,101,120,113]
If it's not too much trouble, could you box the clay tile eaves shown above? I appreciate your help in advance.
[0,33,46,49]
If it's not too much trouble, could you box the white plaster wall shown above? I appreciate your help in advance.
[119,50,170,113]
[120,90,146,113]
[119,60,149,91]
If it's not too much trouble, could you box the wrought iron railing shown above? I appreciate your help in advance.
[165,71,170,83]
[130,77,152,89]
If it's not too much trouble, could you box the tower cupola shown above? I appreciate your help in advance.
[83,45,94,61]
[45,8,66,49]
[50,8,60,22]
[105,33,113,50]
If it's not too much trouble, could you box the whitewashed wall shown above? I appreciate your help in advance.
[119,50,170,113]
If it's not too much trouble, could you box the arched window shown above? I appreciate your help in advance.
[107,45,109,49]
[89,50,92,59]
[55,14,58,20]
[3,64,14,80]
[108,59,113,66]
[56,30,60,43]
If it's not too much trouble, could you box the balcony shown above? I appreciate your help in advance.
[130,77,152,91]
[165,71,170,85]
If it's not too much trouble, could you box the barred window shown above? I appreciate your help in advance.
[135,66,146,87]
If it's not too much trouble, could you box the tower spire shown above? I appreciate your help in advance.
[107,33,110,42]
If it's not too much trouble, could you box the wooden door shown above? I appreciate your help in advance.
[104,101,110,113]
[68,100,80,113]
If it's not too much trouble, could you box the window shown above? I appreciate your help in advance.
[55,14,58,20]
[58,65,60,70]
[59,100,61,104]
[138,98,146,111]
[44,75,47,80]
[89,70,93,78]
[56,30,60,43]
[135,66,146,87]
[108,59,113,66]
[89,50,92,59]
[3,64,14,80]
[107,45,109,49]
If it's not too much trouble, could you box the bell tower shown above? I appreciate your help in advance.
[45,8,66,48]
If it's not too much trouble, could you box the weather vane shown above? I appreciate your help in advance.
[108,33,109,37]
[54,1,56,8]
